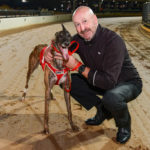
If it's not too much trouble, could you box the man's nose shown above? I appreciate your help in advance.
[80,24,85,31]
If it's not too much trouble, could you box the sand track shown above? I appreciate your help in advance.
[0,17,150,150]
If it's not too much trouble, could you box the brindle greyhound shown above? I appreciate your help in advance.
[22,24,79,134]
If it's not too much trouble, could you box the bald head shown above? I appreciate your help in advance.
[73,6,94,18]
[72,6,98,41]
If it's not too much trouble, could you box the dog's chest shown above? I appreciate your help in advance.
[49,71,67,85]
[57,72,67,84]
[40,47,69,85]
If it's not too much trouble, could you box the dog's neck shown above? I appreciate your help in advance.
[51,43,64,70]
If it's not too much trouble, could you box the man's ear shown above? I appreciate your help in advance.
[94,15,98,25]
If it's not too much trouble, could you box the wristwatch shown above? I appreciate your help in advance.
[78,65,86,75]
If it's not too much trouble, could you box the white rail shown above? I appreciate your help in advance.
[0,14,72,31]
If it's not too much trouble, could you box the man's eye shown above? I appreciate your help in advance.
[76,24,80,27]
[83,20,87,23]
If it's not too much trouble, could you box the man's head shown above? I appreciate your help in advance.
[72,6,98,41]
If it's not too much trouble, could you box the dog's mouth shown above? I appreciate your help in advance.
[61,46,67,49]
[61,43,70,49]
[59,45,69,61]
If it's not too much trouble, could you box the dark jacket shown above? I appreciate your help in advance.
[72,24,141,90]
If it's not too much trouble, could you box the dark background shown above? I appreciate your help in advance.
[0,0,148,13]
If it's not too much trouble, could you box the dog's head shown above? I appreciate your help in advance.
[55,24,72,61]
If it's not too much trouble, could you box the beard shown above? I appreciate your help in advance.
[79,28,95,41]
[79,24,98,41]
[80,28,91,34]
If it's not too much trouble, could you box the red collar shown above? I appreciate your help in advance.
[51,41,60,54]
[51,40,79,55]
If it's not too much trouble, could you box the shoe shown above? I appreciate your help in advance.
[116,127,131,143]
[85,103,106,125]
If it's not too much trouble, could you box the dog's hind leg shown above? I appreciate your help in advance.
[22,50,40,101]
[62,81,79,132]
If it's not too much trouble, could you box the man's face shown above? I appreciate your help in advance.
[73,9,98,41]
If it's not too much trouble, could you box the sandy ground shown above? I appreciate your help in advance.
[0,17,150,150]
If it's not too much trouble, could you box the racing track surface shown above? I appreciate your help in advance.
[0,17,150,150]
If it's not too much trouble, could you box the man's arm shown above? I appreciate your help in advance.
[65,55,90,78]
[66,36,126,90]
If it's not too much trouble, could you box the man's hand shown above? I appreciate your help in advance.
[65,55,90,78]
[44,46,53,63]
[65,55,80,70]
[44,46,63,63]
[44,48,79,70]
[44,48,90,78]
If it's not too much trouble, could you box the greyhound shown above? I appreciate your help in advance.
[22,24,79,134]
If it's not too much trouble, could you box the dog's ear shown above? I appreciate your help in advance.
[55,32,58,37]
[61,24,66,31]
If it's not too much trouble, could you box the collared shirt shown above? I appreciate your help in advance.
[71,24,141,90]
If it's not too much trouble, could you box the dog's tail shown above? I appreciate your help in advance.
[22,44,48,100]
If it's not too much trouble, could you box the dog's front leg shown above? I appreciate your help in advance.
[63,82,79,132]
[43,67,55,134]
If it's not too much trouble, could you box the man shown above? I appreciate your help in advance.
[44,6,142,144]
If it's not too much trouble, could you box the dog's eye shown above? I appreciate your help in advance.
[60,32,64,36]
[66,33,71,38]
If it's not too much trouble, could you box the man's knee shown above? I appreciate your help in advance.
[102,90,127,112]
[71,73,86,89]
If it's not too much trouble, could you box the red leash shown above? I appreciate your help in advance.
[50,40,82,92]
[51,40,79,55]
[51,40,82,70]
[68,41,79,55]
[51,41,60,54]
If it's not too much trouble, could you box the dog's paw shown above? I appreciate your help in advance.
[43,129,50,135]
[21,97,25,101]
[50,92,56,100]
[72,125,80,132]
[51,97,56,101]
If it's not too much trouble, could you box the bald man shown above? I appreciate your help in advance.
[44,6,142,144]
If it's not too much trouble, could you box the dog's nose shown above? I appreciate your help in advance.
[64,42,70,46]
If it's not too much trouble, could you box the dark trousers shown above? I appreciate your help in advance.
[70,73,142,127]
